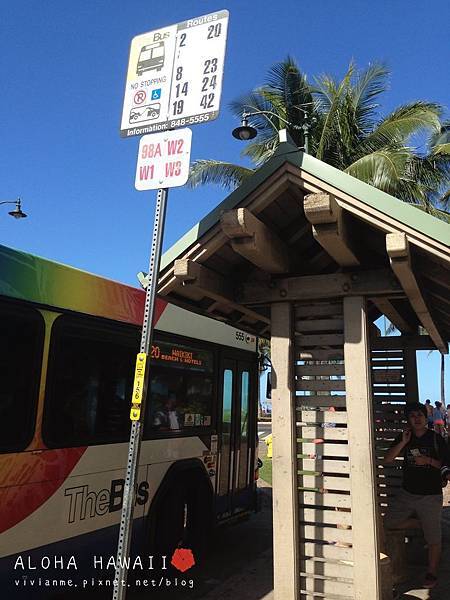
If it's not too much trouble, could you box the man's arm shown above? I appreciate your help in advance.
[384,430,411,464]
[414,455,442,468]
[415,432,446,468]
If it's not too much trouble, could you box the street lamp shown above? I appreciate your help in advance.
[0,198,27,219]
[232,107,313,153]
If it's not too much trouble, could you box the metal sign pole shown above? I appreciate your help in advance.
[112,187,168,600]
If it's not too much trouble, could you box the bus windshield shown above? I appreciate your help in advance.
[139,44,164,61]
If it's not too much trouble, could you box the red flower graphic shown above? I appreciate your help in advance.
[171,548,195,572]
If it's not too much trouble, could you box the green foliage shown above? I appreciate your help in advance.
[188,58,450,218]
[187,160,253,189]
[259,456,272,485]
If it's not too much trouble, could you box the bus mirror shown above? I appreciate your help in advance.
[266,370,272,400]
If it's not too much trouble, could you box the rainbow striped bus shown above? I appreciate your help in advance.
[0,243,259,594]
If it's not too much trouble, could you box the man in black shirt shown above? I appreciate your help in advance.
[384,402,450,589]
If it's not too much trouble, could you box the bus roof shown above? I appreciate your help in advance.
[0,243,144,324]
[0,243,257,351]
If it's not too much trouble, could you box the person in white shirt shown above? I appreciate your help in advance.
[153,393,181,430]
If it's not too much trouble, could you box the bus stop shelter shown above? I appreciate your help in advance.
[157,140,450,600]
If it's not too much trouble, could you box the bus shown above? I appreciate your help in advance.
[0,244,259,589]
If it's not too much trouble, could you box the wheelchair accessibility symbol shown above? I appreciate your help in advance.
[151,88,161,100]
[129,102,161,124]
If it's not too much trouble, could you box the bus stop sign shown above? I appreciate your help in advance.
[135,128,192,190]
[120,9,229,138]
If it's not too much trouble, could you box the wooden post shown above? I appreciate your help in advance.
[344,296,381,600]
[403,345,419,402]
[271,302,299,600]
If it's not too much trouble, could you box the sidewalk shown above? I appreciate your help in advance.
[201,479,450,600]
[200,480,274,600]
[395,485,450,599]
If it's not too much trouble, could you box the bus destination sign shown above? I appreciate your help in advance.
[150,342,211,371]
[120,10,229,138]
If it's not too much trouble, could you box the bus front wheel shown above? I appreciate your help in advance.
[152,472,212,560]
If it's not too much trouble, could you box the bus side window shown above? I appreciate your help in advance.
[43,316,139,447]
[0,301,44,452]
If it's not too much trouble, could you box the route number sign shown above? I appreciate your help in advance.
[135,128,192,190]
[121,10,229,138]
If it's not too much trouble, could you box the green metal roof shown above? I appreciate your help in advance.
[161,142,449,270]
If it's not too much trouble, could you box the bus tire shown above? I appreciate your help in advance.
[186,473,212,558]
[151,470,212,561]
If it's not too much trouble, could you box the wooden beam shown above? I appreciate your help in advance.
[220,208,289,273]
[304,193,360,267]
[386,233,448,354]
[371,297,416,334]
[173,259,270,326]
[434,308,450,328]
[285,221,310,244]
[344,296,381,600]
[174,258,232,300]
[403,346,419,402]
[270,302,300,600]
[300,166,450,264]
[415,254,450,291]
[371,334,436,351]
[430,293,450,315]
[239,268,402,304]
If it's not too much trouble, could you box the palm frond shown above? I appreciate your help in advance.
[356,103,442,157]
[187,160,254,190]
[264,56,303,91]
[314,63,354,164]
[192,56,448,221]
[413,204,450,222]
[429,122,450,149]
[345,148,412,195]
[241,133,280,166]
[351,62,390,133]
[257,87,311,148]
[432,143,450,155]
[407,154,450,192]
[437,189,450,211]
[264,56,313,114]
[385,322,398,335]
[310,72,340,113]
[406,153,450,209]
[229,90,276,130]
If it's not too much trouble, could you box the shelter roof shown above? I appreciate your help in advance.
[159,143,450,351]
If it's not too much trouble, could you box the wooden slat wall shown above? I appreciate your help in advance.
[371,341,407,514]
[295,301,354,599]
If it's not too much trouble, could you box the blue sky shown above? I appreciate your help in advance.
[1,1,449,400]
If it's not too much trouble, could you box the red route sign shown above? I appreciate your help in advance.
[135,128,192,190]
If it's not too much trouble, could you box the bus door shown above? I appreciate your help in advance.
[216,356,255,518]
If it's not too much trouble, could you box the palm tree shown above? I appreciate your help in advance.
[188,58,450,219]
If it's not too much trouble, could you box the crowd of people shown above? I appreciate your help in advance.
[424,398,450,438]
